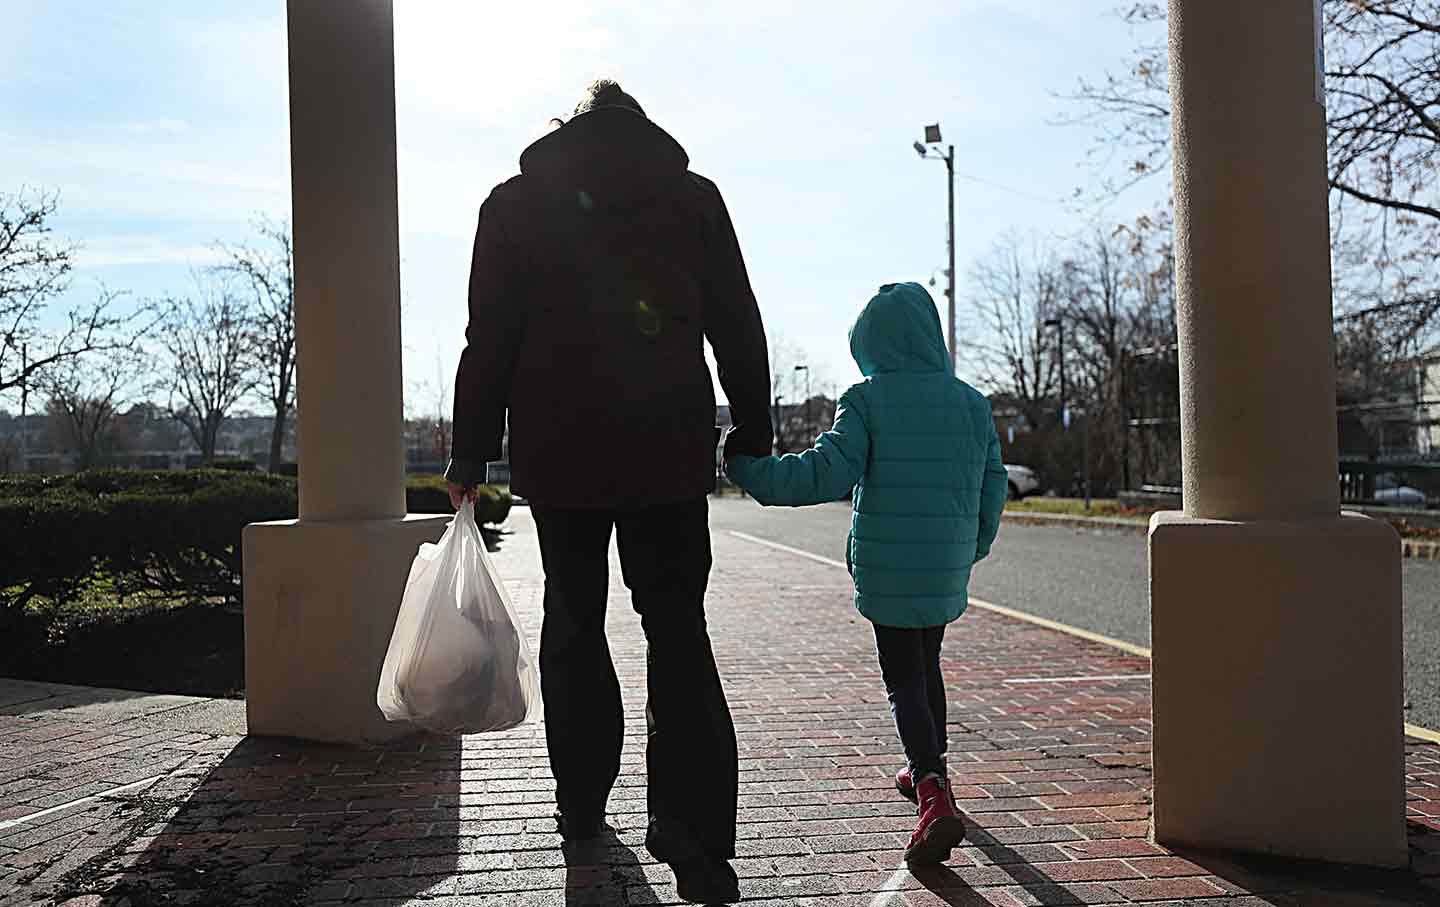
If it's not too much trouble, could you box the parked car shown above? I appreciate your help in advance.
[1373,473,1426,508]
[1004,464,1040,500]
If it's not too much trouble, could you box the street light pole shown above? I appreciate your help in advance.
[914,125,956,376]
[794,364,811,439]
[772,393,782,455]
[1045,317,1066,425]
[18,343,27,474]
[1045,315,1090,507]
[944,143,955,377]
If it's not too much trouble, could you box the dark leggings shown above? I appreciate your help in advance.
[872,623,948,779]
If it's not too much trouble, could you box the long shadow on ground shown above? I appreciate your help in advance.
[906,819,1439,906]
[908,824,1092,907]
[559,825,653,906]
[48,734,463,905]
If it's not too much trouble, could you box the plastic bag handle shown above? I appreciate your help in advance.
[456,497,479,535]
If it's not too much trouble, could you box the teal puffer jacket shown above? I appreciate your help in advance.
[728,282,1007,628]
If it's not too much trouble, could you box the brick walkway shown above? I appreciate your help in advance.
[2,510,1438,906]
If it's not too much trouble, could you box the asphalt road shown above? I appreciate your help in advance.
[707,496,1440,733]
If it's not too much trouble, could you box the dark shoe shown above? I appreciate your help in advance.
[672,856,740,904]
[554,809,606,843]
[904,774,966,865]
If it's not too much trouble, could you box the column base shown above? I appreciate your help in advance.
[1148,511,1406,868]
[243,514,451,744]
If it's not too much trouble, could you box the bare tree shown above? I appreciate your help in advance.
[1113,207,1178,349]
[763,335,833,452]
[1065,214,1178,400]
[162,280,258,461]
[965,233,1065,431]
[1059,218,1181,494]
[1061,3,1440,228]
[1325,1,1440,227]
[1061,0,1440,437]
[215,218,295,471]
[0,190,145,398]
[38,349,142,470]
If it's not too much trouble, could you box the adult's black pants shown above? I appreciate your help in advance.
[531,497,737,859]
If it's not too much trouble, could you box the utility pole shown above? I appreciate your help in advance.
[914,125,956,375]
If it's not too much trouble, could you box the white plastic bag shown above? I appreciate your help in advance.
[377,499,540,734]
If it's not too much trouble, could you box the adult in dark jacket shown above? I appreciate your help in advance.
[445,80,771,904]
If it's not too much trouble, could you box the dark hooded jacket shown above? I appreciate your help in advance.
[447,108,772,509]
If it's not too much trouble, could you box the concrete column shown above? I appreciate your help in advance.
[243,0,448,744]
[1150,0,1406,867]
[288,0,406,523]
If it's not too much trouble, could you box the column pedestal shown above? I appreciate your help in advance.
[244,515,449,743]
[1149,512,1406,867]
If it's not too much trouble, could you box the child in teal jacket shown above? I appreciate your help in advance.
[727,282,1008,865]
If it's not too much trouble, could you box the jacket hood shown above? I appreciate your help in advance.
[848,282,950,376]
[518,107,690,209]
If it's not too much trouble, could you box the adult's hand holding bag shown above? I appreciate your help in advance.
[377,499,540,734]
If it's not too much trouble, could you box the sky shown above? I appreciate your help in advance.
[2,0,1168,415]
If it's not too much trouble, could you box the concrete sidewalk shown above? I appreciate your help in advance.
[2,510,1437,905]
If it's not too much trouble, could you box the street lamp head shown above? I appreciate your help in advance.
[912,141,927,158]
[794,364,809,372]
[1044,318,1062,329]
[924,124,942,144]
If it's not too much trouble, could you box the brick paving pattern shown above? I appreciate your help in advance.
[2,510,1438,905]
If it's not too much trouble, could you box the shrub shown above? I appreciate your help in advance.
[206,457,258,472]
[0,477,107,617]
[0,471,297,614]
[0,471,514,618]
[405,474,512,524]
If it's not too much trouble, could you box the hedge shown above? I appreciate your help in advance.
[404,473,512,524]
[0,470,511,617]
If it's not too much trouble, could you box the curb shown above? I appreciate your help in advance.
[1005,510,1440,559]
[1002,511,1148,535]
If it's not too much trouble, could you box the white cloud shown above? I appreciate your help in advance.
[124,119,191,137]
[76,236,223,268]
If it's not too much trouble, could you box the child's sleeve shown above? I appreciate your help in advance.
[976,417,1007,561]
[727,390,869,507]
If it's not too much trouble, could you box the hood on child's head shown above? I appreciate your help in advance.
[848,282,950,377]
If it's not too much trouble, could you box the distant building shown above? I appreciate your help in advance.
[1417,358,1440,459]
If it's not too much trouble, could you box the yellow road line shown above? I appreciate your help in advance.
[1406,723,1440,744]
[965,596,1153,659]
[726,529,1440,743]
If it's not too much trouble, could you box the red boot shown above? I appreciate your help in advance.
[896,767,917,803]
[904,774,966,864]
[897,766,957,808]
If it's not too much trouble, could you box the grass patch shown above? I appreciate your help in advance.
[1005,498,1151,519]
[1008,498,1440,542]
